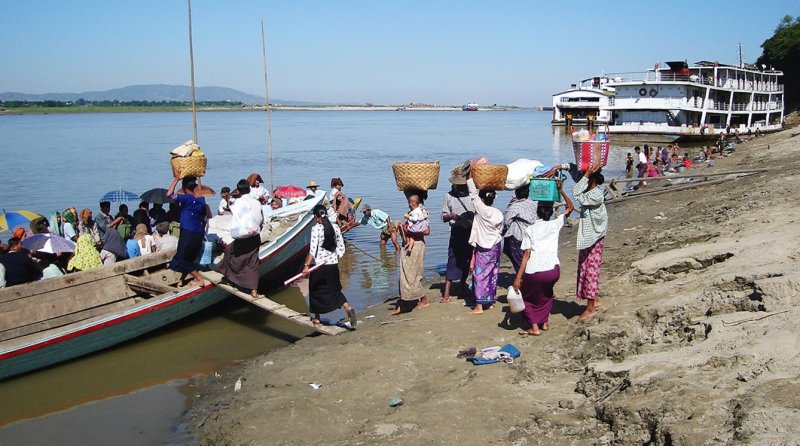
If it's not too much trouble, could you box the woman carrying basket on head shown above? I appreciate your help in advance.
[302,204,357,327]
[543,161,608,322]
[465,170,504,315]
[166,171,208,288]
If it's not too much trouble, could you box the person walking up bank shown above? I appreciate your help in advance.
[544,162,608,322]
[466,175,503,315]
[302,204,357,327]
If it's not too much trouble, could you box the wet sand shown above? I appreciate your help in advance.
[188,121,800,445]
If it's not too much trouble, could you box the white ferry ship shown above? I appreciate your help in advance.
[603,60,784,142]
[462,102,478,111]
[551,77,614,126]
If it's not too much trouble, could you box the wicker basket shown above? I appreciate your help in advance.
[171,155,207,178]
[572,141,610,171]
[392,161,440,191]
[471,164,508,190]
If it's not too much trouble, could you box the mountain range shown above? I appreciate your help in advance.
[0,84,317,105]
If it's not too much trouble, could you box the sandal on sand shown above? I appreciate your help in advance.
[439,296,453,303]
[347,308,357,328]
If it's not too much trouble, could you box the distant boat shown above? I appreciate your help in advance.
[462,102,478,111]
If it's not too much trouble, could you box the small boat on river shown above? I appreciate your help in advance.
[0,195,328,381]
[462,102,479,111]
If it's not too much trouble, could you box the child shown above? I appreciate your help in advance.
[625,153,634,179]
[396,198,429,254]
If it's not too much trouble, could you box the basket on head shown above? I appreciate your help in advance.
[572,140,610,171]
[471,164,508,191]
[392,161,440,191]
[171,156,207,178]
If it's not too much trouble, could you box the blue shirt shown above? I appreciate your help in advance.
[126,239,141,259]
[174,193,207,233]
[360,209,390,230]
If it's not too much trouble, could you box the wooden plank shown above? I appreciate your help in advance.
[201,271,348,336]
[123,274,179,295]
[606,176,745,205]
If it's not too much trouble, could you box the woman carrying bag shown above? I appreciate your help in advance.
[302,204,357,328]
[217,179,264,298]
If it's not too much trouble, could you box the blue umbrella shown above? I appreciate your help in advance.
[100,189,141,202]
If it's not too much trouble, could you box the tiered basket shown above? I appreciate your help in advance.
[171,156,207,178]
[471,164,508,190]
[392,161,440,191]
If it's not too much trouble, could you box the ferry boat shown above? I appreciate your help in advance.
[462,102,478,111]
[551,77,614,126]
[603,60,784,142]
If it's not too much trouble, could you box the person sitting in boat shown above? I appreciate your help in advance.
[247,173,270,204]
[96,201,122,240]
[155,221,179,252]
[149,203,168,226]
[67,234,103,272]
[217,186,235,215]
[306,181,325,198]
[132,201,152,235]
[0,237,42,286]
[360,204,401,250]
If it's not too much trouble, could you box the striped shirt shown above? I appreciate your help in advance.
[503,197,538,241]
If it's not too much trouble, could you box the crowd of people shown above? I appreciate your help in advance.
[350,160,608,331]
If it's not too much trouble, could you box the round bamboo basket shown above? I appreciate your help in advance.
[392,161,440,191]
[171,156,207,178]
[471,164,508,190]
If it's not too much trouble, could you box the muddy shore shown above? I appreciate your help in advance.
[188,123,800,445]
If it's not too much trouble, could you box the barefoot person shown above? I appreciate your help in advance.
[217,179,264,298]
[360,204,400,250]
[545,162,608,321]
[466,175,503,315]
[302,204,356,327]
[440,169,474,303]
[166,172,207,288]
[394,192,430,314]
[513,179,574,335]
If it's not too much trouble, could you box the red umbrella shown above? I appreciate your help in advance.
[273,185,307,198]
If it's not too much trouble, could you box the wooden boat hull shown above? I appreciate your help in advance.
[0,195,324,380]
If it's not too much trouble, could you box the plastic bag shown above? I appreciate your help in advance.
[505,158,542,190]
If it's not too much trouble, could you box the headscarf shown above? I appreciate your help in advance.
[313,204,336,252]
[63,207,78,225]
[133,223,149,241]
[68,234,103,271]
[247,173,263,187]
[80,208,93,225]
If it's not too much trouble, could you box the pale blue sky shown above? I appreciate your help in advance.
[1,0,797,106]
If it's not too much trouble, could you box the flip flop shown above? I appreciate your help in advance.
[439,296,453,303]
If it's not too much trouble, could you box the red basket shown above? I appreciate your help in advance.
[572,140,609,171]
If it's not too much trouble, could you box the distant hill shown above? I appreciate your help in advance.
[0,85,318,106]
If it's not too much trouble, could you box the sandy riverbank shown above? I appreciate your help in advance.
[188,123,800,445]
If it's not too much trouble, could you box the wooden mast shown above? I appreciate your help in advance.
[261,19,275,192]
[187,0,198,144]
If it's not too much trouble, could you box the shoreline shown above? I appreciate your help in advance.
[0,105,526,115]
[187,123,800,444]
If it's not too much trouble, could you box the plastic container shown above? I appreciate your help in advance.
[529,178,560,202]
[506,287,525,313]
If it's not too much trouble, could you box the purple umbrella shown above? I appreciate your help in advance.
[21,233,76,254]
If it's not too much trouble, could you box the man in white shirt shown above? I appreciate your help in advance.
[218,187,234,215]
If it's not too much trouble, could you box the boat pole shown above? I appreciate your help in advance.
[261,19,275,192]
[187,0,199,144]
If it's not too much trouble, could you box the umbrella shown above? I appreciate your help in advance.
[100,188,141,203]
[273,185,307,199]
[0,209,42,233]
[22,233,76,254]
[140,188,174,204]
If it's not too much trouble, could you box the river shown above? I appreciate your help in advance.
[0,110,630,445]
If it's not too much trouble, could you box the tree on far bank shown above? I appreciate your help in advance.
[757,15,800,108]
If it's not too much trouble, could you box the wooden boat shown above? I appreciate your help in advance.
[0,195,326,381]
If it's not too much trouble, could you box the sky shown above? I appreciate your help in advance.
[1,0,798,107]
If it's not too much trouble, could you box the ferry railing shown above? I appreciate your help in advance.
[605,72,784,92]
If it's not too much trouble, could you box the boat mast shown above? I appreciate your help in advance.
[261,19,275,193]
[187,0,198,144]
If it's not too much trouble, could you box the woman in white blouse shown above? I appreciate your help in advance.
[302,204,357,327]
[513,179,574,335]
[466,177,504,315]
